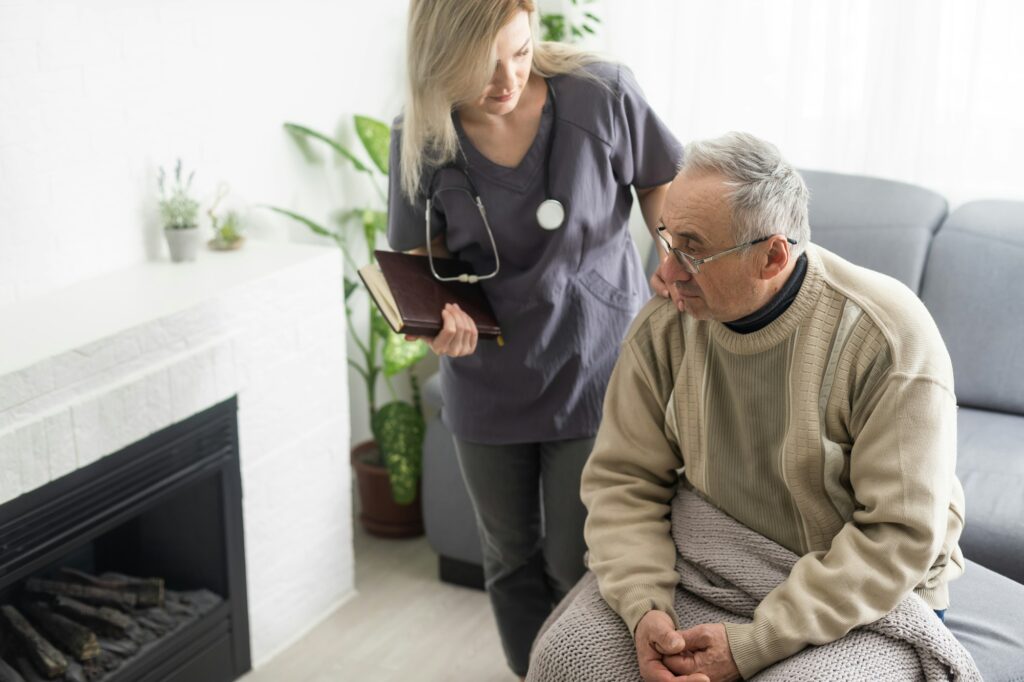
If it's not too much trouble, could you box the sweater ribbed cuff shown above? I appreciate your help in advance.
[915,582,949,610]
[723,620,789,680]
[620,584,678,635]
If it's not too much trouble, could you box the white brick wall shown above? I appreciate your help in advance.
[0,242,352,667]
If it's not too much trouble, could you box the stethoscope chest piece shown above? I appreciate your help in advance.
[536,198,565,230]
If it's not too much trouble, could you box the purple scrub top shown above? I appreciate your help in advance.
[387,63,682,445]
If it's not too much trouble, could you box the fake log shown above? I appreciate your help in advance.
[96,639,138,658]
[60,570,163,609]
[22,605,99,662]
[81,650,121,681]
[49,598,131,639]
[0,607,67,680]
[23,581,136,610]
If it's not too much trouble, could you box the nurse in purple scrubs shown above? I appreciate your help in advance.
[387,1,682,677]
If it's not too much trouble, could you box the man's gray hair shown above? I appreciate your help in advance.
[680,132,810,257]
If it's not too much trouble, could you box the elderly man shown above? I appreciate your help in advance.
[579,132,966,681]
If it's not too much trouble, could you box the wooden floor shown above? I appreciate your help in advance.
[240,522,518,682]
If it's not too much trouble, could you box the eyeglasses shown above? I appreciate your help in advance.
[656,225,798,274]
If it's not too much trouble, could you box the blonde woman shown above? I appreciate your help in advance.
[387,1,682,676]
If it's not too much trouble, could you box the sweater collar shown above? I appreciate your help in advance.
[708,245,825,355]
[724,252,808,334]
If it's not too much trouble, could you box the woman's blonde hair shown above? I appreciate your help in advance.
[400,0,601,201]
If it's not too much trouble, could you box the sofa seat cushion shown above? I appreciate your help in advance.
[956,408,1024,584]
[947,560,1024,682]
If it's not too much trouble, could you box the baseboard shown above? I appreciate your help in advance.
[439,554,485,590]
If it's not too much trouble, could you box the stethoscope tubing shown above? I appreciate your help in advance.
[423,78,563,283]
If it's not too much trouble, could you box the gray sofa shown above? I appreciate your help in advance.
[420,169,1024,678]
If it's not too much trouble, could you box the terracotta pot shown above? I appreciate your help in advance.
[351,440,424,538]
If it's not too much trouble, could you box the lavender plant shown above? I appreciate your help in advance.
[157,159,200,229]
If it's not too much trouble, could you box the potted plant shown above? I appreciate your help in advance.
[267,115,430,538]
[158,159,202,262]
[539,0,602,42]
[207,183,246,251]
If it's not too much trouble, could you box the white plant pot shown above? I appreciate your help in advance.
[164,226,201,262]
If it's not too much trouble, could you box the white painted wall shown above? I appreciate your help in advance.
[0,0,409,295]
[0,0,418,446]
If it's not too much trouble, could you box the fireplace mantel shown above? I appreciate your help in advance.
[0,240,353,666]
[0,242,337,379]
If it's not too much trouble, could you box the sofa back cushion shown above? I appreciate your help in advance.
[921,200,1024,414]
[801,170,947,292]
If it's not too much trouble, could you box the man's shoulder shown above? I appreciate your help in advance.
[813,245,952,381]
[622,296,686,362]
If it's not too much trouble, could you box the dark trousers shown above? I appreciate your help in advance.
[453,436,594,677]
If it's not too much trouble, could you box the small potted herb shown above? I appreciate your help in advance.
[158,159,201,262]
[207,183,246,251]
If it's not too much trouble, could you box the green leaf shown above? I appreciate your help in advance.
[283,122,369,173]
[364,209,387,234]
[372,400,425,505]
[361,209,387,260]
[383,333,428,376]
[263,205,337,240]
[583,24,595,34]
[354,115,391,175]
[333,208,364,228]
[344,278,359,301]
[540,14,566,42]
[584,11,602,23]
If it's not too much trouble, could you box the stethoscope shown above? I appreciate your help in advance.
[424,79,564,284]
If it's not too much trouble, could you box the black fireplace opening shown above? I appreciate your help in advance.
[0,398,250,682]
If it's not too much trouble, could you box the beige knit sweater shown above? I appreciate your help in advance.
[580,244,966,679]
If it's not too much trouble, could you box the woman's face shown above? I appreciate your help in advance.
[470,10,534,117]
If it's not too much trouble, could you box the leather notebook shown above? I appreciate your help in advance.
[358,250,503,341]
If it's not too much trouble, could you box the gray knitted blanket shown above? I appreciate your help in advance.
[528,487,981,681]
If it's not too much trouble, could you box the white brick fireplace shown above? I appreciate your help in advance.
[0,241,354,667]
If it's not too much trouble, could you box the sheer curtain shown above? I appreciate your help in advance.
[583,0,1024,207]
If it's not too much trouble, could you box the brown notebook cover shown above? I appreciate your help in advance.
[358,250,502,340]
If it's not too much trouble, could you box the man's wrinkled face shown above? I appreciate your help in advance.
[659,171,761,322]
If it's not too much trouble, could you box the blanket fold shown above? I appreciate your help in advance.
[528,488,980,681]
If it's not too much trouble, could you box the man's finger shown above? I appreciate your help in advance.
[663,652,700,675]
[646,667,709,682]
[677,626,713,651]
[653,630,685,655]
[650,273,669,298]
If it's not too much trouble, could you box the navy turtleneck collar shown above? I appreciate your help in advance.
[724,253,808,334]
